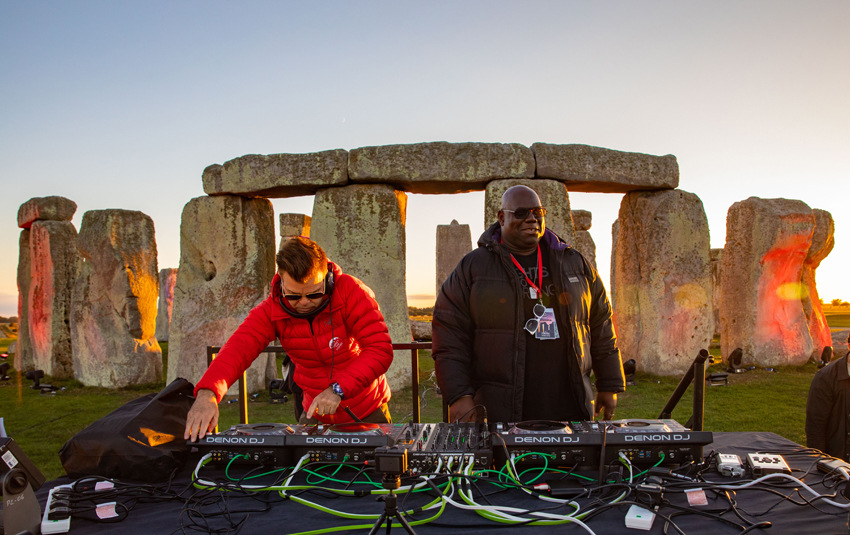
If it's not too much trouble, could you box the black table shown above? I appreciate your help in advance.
[32,432,850,534]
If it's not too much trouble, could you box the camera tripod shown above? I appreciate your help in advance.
[367,473,417,535]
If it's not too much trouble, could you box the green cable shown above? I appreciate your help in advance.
[225,454,250,480]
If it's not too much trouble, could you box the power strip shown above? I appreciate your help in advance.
[717,453,745,477]
[746,453,791,477]
[817,458,850,479]
[41,484,73,534]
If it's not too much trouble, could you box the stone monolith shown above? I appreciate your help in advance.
[156,268,178,342]
[72,210,162,387]
[571,210,597,267]
[710,249,723,338]
[802,209,835,359]
[28,221,80,379]
[311,184,410,390]
[279,213,311,251]
[349,142,535,194]
[571,210,592,231]
[436,220,472,295]
[15,230,33,372]
[17,196,77,229]
[202,150,348,198]
[168,196,276,395]
[720,197,815,366]
[410,320,432,341]
[531,143,679,193]
[832,330,849,360]
[610,220,619,309]
[484,179,576,246]
[614,189,713,375]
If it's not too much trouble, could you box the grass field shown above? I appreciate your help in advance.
[0,309,847,482]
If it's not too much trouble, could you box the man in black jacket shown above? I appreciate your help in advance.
[432,185,625,423]
[806,334,850,460]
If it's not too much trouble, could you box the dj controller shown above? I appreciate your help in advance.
[191,419,711,471]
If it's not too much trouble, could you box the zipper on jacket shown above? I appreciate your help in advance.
[495,242,523,423]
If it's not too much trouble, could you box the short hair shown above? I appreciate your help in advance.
[276,237,328,283]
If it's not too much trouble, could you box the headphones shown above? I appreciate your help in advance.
[278,264,335,318]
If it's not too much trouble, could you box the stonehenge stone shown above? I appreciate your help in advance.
[71,210,162,387]
[484,179,576,247]
[571,210,592,231]
[831,330,849,360]
[168,196,276,395]
[16,230,33,372]
[202,149,348,198]
[436,220,472,295]
[614,189,713,376]
[311,184,411,390]
[410,320,432,341]
[156,268,178,342]
[17,196,77,229]
[531,143,679,193]
[610,219,619,308]
[349,142,535,194]
[29,221,80,379]
[802,209,835,359]
[720,197,815,367]
[710,249,723,337]
[279,213,312,251]
[574,230,597,268]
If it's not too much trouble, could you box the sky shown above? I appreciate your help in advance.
[0,1,847,317]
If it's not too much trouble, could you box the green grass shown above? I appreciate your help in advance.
[0,339,826,483]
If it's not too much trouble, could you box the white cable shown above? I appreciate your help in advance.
[711,472,850,509]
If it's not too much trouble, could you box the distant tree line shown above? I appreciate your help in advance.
[408,306,434,317]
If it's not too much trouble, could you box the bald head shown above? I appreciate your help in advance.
[498,185,545,255]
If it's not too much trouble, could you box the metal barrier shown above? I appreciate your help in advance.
[205,342,436,425]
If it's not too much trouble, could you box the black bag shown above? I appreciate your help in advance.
[59,378,195,482]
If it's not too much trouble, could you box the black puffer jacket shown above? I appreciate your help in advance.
[806,353,850,460]
[432,223,624,422]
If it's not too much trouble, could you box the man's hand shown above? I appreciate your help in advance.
[594,391,617,420]
[449,396,476,423]
[306,386,342,420]
[184,389,219,442]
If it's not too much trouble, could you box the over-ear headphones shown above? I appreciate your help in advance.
[279,263,335,318]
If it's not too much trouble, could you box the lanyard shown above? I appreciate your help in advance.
[508,244,542,299]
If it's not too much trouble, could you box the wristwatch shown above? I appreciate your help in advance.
[331,382,344,399]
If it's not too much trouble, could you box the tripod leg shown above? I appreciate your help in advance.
[395,511,417,535]
[367,511,390,535]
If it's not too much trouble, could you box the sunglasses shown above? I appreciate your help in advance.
[503,206,547,220]
[283,278,327,302]
[524,303,546,334]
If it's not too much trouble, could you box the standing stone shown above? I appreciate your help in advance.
[15,230,33,372]
[29,221,80,379]
[571,210,596,266]
[436,220,472,295]
[156,268,178,342]
[484,179,576,246]
[279,213,312,251]
[710,249,723,338]
[168,196,276,395]
[802,209,835,359]
[720,197,815,366]
[531,143,679,193]
[614,189,713,376]
[610,220,619,309]
[71,210,162,387]
[311,184,410,391]
[832,330,849,360]
[349,142,535,194]
[17,196,77,229]
[202,150,348,198]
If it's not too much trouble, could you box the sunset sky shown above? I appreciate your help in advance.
[1,1,847,316]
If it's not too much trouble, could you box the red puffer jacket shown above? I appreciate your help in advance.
[194,261,393,423]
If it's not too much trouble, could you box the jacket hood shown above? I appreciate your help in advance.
[478,222,571,252]
[269,260,345,320]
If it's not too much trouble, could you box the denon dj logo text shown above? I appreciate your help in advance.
[306,437,368,444]
[204,437,265,444]
[624,434,689,442]
[514,437,580,444]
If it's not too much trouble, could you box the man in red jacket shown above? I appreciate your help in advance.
[184,237,394,442]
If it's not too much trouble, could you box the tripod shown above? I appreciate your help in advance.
[368,473,417,535]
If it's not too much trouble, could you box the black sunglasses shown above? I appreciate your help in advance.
[503,206,547,220]
[283,278,327,301]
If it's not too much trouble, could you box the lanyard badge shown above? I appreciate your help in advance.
[509,245,542,301]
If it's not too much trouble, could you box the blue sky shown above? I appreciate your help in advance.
[1,1,847,315]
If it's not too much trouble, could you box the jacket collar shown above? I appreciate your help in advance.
[478,222,571,252]
[270,260,344,321]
